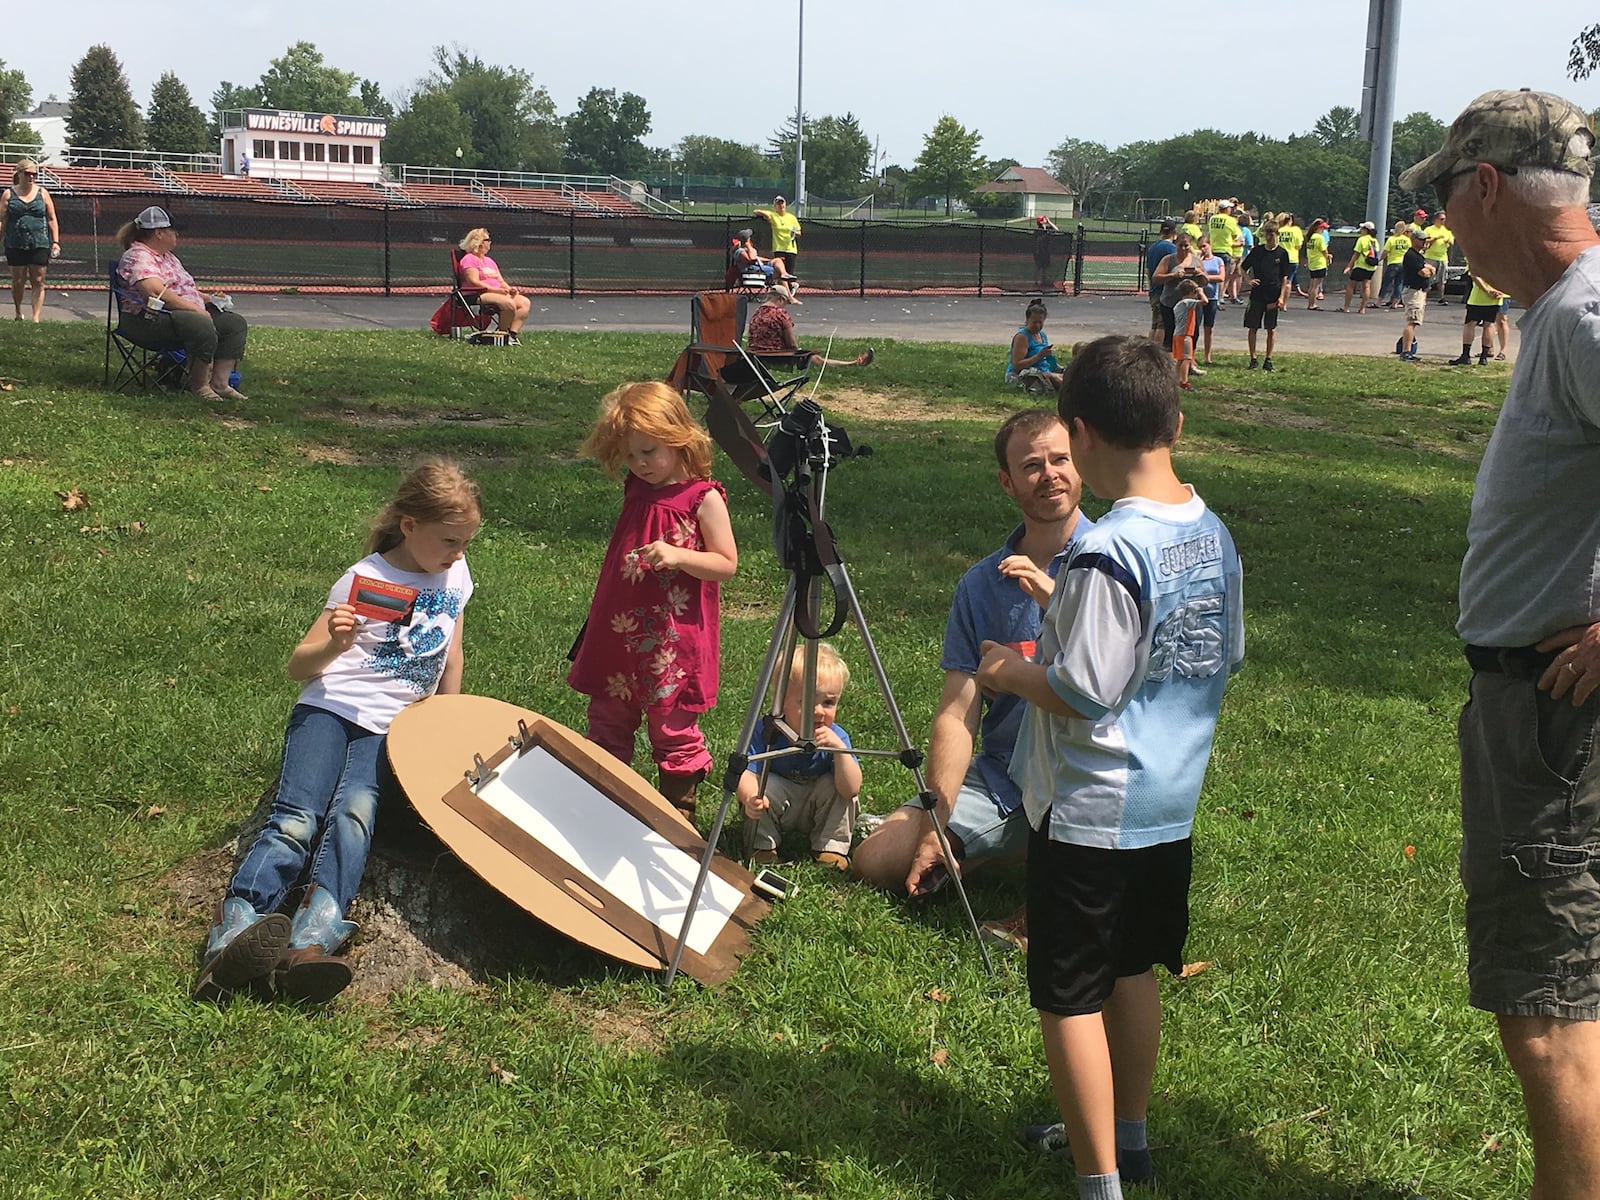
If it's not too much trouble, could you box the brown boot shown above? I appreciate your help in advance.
[275,885,356,1004]
[658,769,707,819]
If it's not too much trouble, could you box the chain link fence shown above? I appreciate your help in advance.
[45,192,1381,299]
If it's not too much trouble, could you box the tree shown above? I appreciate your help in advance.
[66,45,144,152]
[146,72,209,157]
[1569,23,1600,79]
[1311,105,1362,156]
[424,47,561,172]
[1046,138,1124,217]
[359,80,394,120]
[907,115,985,216]
[257,41,363,113]
[800,113,872,197]
[675,134,767,180]
[563,87,652,177]
[765,111,874,198]
[207,81,264,143]
[1387,111,1448,217]
[0,58,34,142]
[386,91,475,168]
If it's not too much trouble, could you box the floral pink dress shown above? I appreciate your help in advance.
[568,474,726,713]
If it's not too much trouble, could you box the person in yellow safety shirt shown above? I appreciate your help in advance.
[753,195,803,286]
[1424,211,1456,303]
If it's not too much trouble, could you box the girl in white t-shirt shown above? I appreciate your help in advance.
[193,459,481,1004]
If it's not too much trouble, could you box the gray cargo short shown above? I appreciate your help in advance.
[1459,654,1600,1020]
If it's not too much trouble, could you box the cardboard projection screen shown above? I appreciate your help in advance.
[387,694,768,984]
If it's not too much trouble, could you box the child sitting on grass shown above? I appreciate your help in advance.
[738,642,863,871]
[978,335,1244,1200]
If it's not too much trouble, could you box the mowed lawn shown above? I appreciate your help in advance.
[0,316,1527,1199]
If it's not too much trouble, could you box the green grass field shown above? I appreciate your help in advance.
[0,319,1528,1198]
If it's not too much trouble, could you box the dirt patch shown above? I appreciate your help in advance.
[1206,401,1332,431]
[212,415,258,431]
[300,442,364,465]
[309,407,546,430]
[546,990,667,1055]
[809,386,990,425]
[158,788,597,1004]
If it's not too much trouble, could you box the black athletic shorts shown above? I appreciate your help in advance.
[1026,825,1192,1016]
[1465,303,1500,324]
[5,246,49,267]
[1349,267,1376,282]
[1244,295,1279,330]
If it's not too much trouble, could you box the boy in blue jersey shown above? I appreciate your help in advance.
[978,335,1244,1200]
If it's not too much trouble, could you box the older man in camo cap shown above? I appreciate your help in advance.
[1402,89,1600,1200]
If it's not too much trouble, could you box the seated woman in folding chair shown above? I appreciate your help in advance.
[746,285,873,370]
[730,229,798,299]
[116,206,248,401]
[457,228,530,345]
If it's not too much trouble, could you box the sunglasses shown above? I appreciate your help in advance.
[1435,164,1518,210]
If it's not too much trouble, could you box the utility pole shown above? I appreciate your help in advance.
[1360,0,1402,235]
[794,0,805,212]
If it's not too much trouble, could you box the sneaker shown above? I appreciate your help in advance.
[1019,1123,1156,1184]
[1448,352,1472,366]
[1179,381,1191,390]
[1400,351,1420,361]
[856,812,885,838]
[1478,349,1492,365]
[1248,357,1259,370]
[1262,358,1274,372]
[812,850,850,872]
[506,333,520,346]
[1188,365,1206,376]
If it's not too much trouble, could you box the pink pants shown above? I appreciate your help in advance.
[585,696,713,777]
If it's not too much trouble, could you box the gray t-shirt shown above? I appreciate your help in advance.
[1458,243,1600,646]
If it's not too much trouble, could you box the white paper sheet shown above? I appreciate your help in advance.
[474,745,740,956]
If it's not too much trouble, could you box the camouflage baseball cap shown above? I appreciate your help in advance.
[1399,89,1595,192]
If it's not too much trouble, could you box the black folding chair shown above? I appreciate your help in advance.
[103,260,184,393]
[667,292,814,492]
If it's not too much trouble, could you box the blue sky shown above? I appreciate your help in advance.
[11,1,1599,169]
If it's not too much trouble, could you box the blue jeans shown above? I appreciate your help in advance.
[229,704,386,915]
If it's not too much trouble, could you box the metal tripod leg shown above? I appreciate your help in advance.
[662,578,801,990]
[835,559,993,976]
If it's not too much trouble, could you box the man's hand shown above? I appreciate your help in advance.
[1537,621,1600,706]
[905,822,954,896]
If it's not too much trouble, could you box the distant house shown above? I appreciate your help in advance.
[12,100,69,162]
[973,166,1076,221]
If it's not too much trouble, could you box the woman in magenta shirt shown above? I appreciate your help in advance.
[458,227,531,344]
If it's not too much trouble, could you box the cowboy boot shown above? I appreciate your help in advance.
[276,885,358,1004]
[192,896,291,1003]
[658,768,708,820]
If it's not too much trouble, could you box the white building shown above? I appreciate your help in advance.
[13,99,69,162]
[219,108,388,181]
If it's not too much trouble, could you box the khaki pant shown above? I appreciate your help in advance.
[746,771,858,856]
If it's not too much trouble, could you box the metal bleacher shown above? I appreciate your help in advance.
[23,156,649,218]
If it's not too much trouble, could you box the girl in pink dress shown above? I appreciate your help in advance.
[568,382,738,818]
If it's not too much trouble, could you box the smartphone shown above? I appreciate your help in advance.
[752,868,796,901]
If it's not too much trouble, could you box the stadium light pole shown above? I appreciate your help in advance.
[794,0,805,212]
